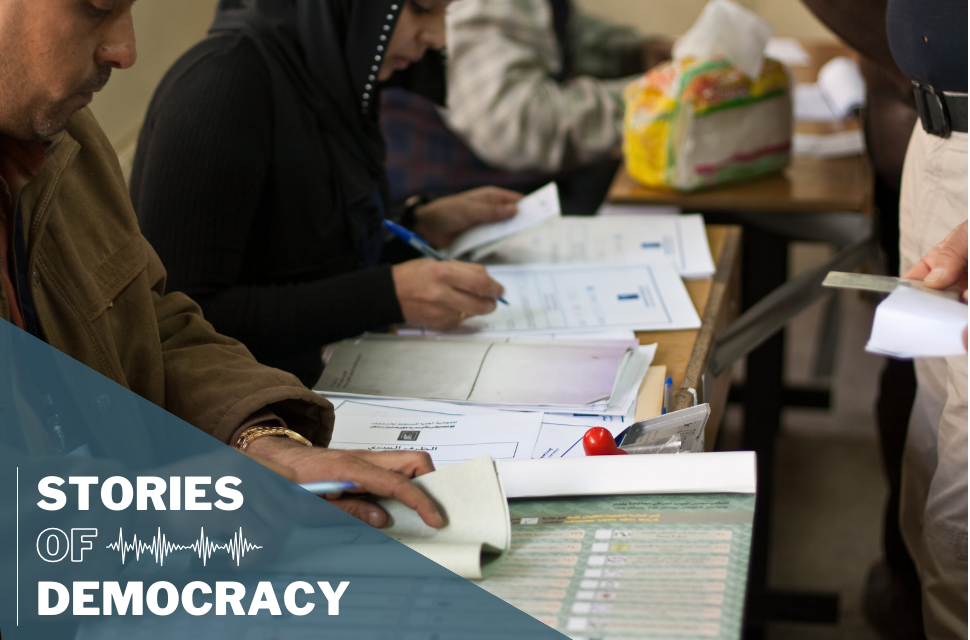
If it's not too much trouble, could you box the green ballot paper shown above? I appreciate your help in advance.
[478,493,755,639]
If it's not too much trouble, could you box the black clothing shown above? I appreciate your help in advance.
[132,1,444,386]
[132,33,403,387]
[886,0,968,93]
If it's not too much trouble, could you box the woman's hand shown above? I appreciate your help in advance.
[392,259,505,330]
[412,186,522,249]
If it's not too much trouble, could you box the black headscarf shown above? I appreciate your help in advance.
[209,0,446,267]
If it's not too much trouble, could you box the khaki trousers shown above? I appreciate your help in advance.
[898,124,969,640]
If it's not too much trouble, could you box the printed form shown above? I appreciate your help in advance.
[329,400,543,464]
[463,263,701,335]
[479,212,715,279]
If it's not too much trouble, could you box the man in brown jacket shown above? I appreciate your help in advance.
[0,0,442,530]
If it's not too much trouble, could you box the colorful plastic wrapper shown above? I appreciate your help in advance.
[623,57,793,192]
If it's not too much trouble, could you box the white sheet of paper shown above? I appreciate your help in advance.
[866,286,968,358]
[765,36,811,67]
[328,411,543,464]
[793,130,865,158]
[444,182,561,259]
[498,451,757,499]
[477,212,715,279]
[457,263,701,334]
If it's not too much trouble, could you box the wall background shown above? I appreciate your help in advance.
[91,0,837,163]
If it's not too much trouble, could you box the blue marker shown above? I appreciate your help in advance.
[383,219,509,305]
[298,481,359,495]
[662,376,673,415]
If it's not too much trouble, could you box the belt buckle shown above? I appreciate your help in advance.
[913,80,952,138]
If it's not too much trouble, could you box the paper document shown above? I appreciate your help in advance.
[378,456,510,579]
[480,489,755,638]
[328,409,543,464]
[445,182,561,259]
[455,263,701,335]
[316,335,650,413]
[331,396,640,460]
[477,212,715,279]
[866,286,968,358]
[794,56,866,122]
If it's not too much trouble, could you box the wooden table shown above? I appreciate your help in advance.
[614,41,872,637]
[635,224,742,449]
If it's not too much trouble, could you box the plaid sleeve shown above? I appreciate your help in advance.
[443,0,633,174]
[569,9,647,79]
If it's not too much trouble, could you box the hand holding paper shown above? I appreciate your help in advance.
[444,182,561,259]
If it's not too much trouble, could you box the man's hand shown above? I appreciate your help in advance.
[392,259,505,329]
[903,220,969,296]
[244,437,445,529]
[904,220,968,348]
[412,186,521,249]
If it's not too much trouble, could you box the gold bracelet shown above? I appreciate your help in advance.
[234,426,313,451]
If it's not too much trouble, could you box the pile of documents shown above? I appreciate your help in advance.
[314,183,717,467]
[317,335,654,415]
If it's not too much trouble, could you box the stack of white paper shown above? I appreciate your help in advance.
[331,397,638,462]
[866,286,968,358]
[476,212,716,279]
[315,335,656,416]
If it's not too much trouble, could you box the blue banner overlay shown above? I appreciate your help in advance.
[0,321,565,640]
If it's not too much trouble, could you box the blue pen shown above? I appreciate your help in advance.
[298,481,359,495]
[662,376,673,415]
[383,219,509,306]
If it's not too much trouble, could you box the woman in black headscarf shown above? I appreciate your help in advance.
[131,0,520,386]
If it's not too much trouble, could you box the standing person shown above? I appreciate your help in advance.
[0,0,443,532]
[799,0,924,634]
[132,0,521,387]
[381,0,670,215]
[889,0,969,637]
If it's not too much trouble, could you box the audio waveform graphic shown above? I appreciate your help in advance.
[106,527,262,566]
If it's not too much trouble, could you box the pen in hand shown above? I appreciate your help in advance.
[382,219,509,306]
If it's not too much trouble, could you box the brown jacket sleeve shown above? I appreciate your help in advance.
[22,108,334,449]
[147,243,335,446]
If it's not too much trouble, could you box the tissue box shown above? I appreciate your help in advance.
[623,57,792,191]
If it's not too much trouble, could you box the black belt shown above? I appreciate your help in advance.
[912,80,968,137]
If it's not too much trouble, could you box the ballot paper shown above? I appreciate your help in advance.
[272,457,512,579]
[316,335,655,415]
[475,212,716,279]
[328,409,543,464]
[456,262,702,335]
[377,455,511,579]
[866,286,968,358]
[794,56,866,122]
[444,182,561,259]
